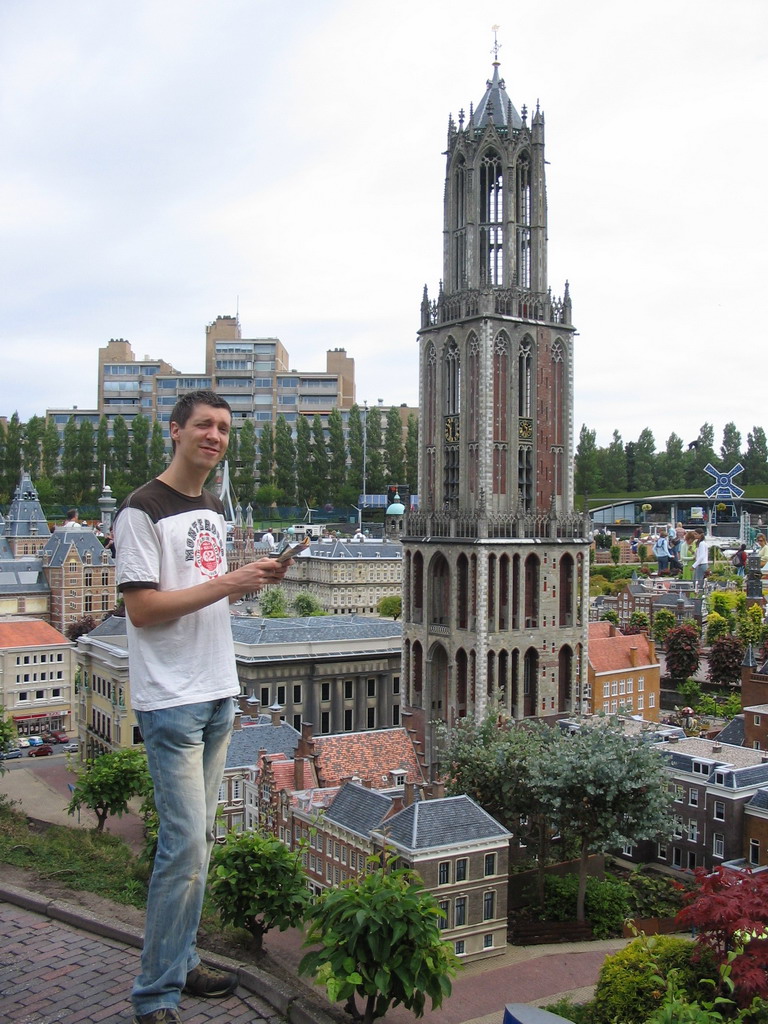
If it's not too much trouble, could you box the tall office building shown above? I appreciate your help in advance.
[401,57,591,771]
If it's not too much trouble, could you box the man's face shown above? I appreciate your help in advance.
[170,403,231,471]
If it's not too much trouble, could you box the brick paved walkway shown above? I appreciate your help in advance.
[0,903,285,1024]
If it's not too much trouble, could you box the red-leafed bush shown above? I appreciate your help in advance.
[676,866,768,1004]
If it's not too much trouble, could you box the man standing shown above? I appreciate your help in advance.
[114,391,291,1024]
[693,528,709,592]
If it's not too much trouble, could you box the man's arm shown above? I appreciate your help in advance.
[123,557,291,628]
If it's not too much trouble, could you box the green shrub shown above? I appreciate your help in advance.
[540,873,631,939]
[592,934,717,1024]
[624,868,687,919]
[542,996,593,1023]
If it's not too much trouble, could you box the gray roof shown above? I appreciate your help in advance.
[716,715,745,747]
[303,539,402,561]
[324,782,393,838]
[382,795,510,852]
[748,788,768,810]
[0,558,49,594]
[88,613,128,638]
[3,473,50,539]
[473,62,522,130]
[42,530,114,568]
[226,719,300,769]
[231,615,402,649]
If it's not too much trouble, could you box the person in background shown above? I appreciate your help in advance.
[261,528,275,549]
[653,532,670,573]
[756,533,768,567]
[114,390,292,1024]
[693,529,710,591]
[63,508,82,527]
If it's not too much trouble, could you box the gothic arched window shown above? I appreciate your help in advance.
[516,152,531,288]
[479,149,504,286]
[452,157,467,291]
[518,338,533,418]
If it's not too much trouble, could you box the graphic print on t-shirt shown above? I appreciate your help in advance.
[185,517,225,579]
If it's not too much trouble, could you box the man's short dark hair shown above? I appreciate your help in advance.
[170,390,231,429]
[169,390,232,451]
[66,508,78,521]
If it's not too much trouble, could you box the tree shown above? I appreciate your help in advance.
[599,430,627,492]
[96,416,111,483]
[677,866,768,1005]
[296,415,313,505]
[655,433,686,492]
[310,414,329,504]
[300,855,459,1024]
[208,829,312,951]
[628,611,650,632]
[61,416,79,494]
[664,625,701,684]
[237,418,257,505]
[326,407,347,505]
[347,404,364,499]
[529,719,675,922]
[719,422,742,469]
[111,415,130,481]
[685,423,717,490]
[292,591,324,616]
[67,748,152,831]
[0,705,17,764]
[652,608,676,646]
[574,425,600,501]
[148,420,166,479]
[633,428,656,492]
[259,587,288,618]
[127,414,149,490]
[257,422,274,488]
[744,426,768,486]
[384,406,404,485]
[41,417,60,480]
[707,635,745,687]
[273,414,296,503]
[377,595,402,620]
[76,420,96,499]
[22,415,45,477]
[600,610,619,626]
[365,405,385,495]
[738,603,763,648]
[65,615,98,641]
[405,413,418,493]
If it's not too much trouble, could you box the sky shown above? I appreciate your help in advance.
[1,0,767,452]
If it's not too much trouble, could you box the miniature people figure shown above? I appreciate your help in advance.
[693,529,710,591]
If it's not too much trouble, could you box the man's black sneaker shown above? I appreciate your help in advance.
[133,1010,182,1024]
[184,964,238,998]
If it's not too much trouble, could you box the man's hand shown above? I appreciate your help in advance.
[123,557,294,628]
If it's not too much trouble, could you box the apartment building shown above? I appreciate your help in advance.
[0,620,75,738]
[586,621,661,721]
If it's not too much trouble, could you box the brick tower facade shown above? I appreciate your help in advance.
[401,58,591,771]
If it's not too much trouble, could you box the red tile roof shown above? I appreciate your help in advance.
[313,728,425,788]
[588,621,615,640]
[589,633,657,674]
[0,620,69,649]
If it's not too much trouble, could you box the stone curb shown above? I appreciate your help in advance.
[0,881,337,1024]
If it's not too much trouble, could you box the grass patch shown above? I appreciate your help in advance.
[0,797,148,908]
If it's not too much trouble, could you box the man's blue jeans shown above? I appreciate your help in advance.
[132,698,234,1014]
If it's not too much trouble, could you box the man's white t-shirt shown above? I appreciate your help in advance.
[114,478,239,712]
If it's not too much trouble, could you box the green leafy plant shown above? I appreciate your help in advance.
[208,829,313,951]
[259,586,288,617]
[300,855,459,1023]
[706,612,729,646]
[292,590,325,616]
[600,609,619,625]
[591,933,717,1024]
[67,748,152,831]
[610,543,621,565]
[540,873,630,938]
[652,608,676,646]
[377,595,402,619]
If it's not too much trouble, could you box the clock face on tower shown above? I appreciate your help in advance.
[444,415,460,443]
[518,418,533,441]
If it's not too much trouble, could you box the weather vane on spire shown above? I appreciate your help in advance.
[491,25,502,63]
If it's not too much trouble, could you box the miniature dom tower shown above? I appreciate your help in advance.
[401,53,592,772]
